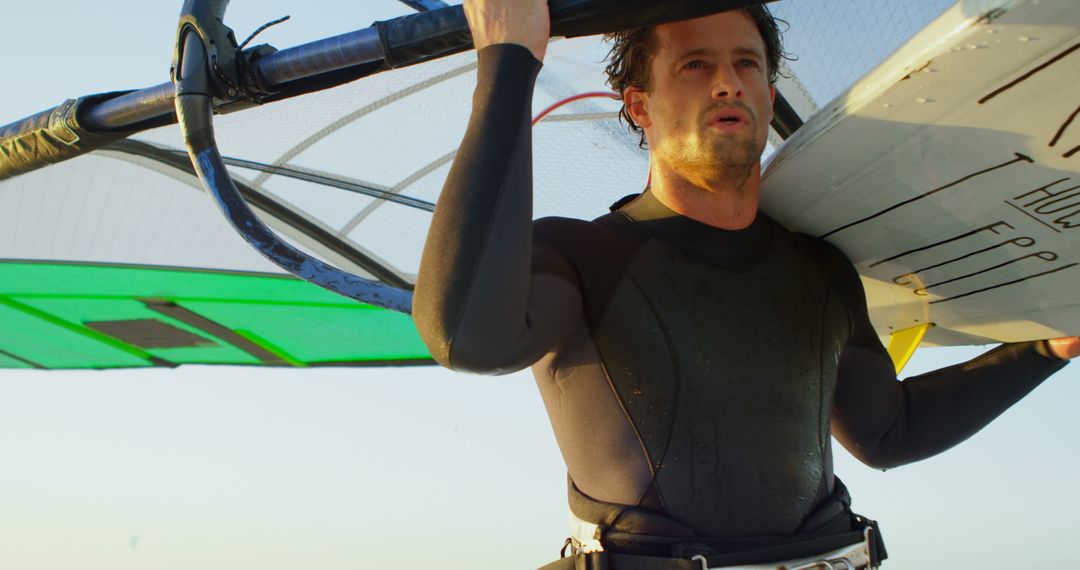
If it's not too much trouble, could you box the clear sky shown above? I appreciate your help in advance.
[1,2,1077,569]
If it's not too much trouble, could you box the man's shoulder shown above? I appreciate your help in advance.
[532,213,650,323]
[773,223,854,271]
[767,223,863,299]
[532,213,650,286]
[533,213,648,250]
[781,228,872,318]
[533,215,599,233]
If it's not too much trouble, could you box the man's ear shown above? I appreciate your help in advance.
[624,87,651,129]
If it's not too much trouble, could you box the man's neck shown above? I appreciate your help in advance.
[649,162,762,230]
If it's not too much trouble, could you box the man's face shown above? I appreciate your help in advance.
[626,11,776,185]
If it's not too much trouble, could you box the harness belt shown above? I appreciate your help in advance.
[540,526,880,570]
[544,477,886,570]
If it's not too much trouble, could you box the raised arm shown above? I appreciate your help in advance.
[825,245,1070,469]
[412,0,582,374]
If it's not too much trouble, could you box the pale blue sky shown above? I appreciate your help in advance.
[1,2,1077,569]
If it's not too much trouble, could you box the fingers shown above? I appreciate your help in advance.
[464,0,551,62]
[1046,336,1080,360]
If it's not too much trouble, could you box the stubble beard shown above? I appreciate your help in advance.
[665,125,763,192]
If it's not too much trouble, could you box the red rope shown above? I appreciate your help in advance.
[531,91,619,126]
[531,91,651,190]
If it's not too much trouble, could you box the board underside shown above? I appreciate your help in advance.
[762,0,1080,346]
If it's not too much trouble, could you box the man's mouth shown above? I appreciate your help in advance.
[709,108,752,128]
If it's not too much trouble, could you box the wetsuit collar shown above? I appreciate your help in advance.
[618,191,773,269]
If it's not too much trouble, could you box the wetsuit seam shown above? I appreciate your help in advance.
[817,286,831,455]
[612,211,725,512]
[533,269,578,284]
[587,230,663,508]
[626,270,682,510]
[591,212,651,334]
[595,212,670,498]
[595,339,658,502]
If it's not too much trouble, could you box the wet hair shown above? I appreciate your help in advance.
[603,6,788,147]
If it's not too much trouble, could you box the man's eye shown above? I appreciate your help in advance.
[738,59,761,69]
[684,60,707,70]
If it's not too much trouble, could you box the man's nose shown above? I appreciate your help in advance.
[711,65,744,99]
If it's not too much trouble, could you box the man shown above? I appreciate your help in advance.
[413,1,1079,568]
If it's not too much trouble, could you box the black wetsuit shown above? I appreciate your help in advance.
[414,45,1067,551]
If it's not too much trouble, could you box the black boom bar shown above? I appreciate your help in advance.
[0,0,774,181]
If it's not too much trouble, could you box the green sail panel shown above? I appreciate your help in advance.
[0,300,152,369]
[0,352,35,368]
[0,261,432,370]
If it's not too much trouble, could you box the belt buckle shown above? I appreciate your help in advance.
[786,558,857,570]
[689,526,872,570]
[691,555,859,570]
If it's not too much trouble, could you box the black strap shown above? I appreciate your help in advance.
[858,516,888,566]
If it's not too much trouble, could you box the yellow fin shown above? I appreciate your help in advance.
[887,323,932,374]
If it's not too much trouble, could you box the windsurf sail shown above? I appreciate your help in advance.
[1,0,974,369]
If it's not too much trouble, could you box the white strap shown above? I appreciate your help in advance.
[568,511,604,554]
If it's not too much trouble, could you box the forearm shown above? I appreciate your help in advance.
[833,340,1067,468]
[413,45,579,373]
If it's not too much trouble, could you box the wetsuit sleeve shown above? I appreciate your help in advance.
[413,44,583,375]
[825,245,1069,469]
